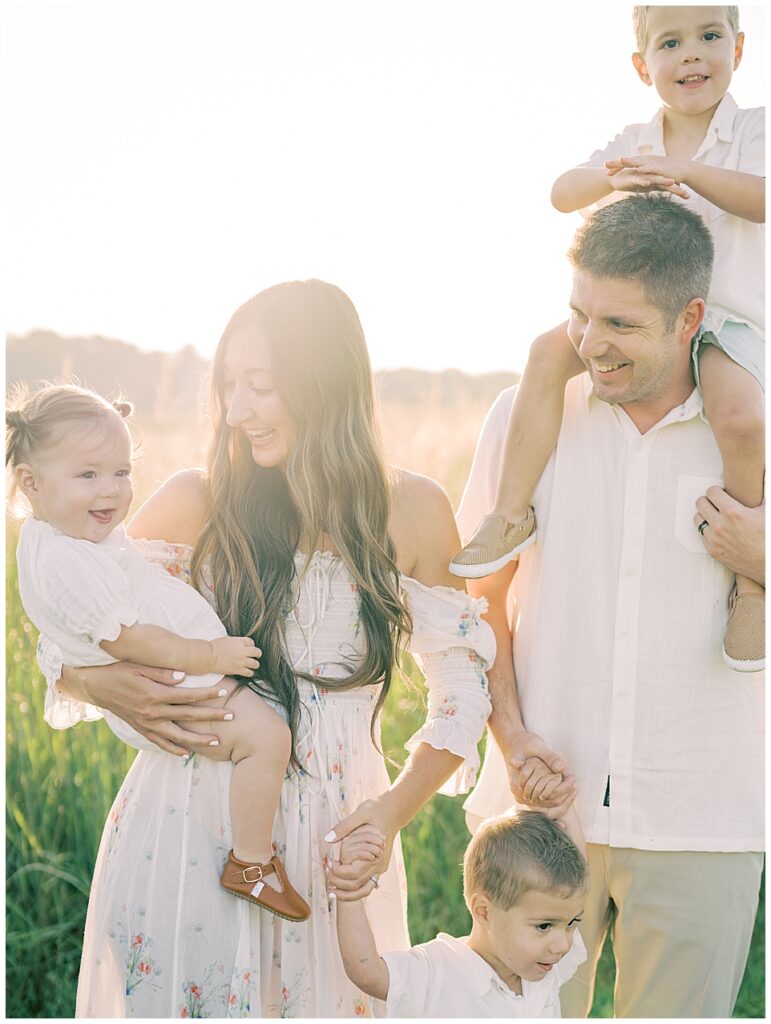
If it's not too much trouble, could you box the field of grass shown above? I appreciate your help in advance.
[6,407,765,1018]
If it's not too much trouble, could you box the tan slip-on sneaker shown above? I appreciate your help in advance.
[220,851,311,922]
[449,508,537,578]
[723,587,765,673]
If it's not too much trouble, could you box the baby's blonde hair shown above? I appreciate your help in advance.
[633,6,740,52]
[6,382,133,507]
[463,810,588,911]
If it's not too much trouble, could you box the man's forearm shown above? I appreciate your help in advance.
[467,567,526,751]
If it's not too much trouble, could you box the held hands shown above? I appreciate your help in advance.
[605,155,690,200]
[325,798,394,901]
[210,636,261,677]
[504,731,576,819]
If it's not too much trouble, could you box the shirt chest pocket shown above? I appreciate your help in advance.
[674,474,723,553]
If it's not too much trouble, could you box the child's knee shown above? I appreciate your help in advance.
[528,323,581,379]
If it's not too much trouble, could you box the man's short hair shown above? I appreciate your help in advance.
[568,194,714,327]
[463,810,588,911]
[633,6,740,52]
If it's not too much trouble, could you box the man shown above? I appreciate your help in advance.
[458,194,764,1018]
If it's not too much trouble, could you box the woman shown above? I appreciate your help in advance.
[37,279,498,1017]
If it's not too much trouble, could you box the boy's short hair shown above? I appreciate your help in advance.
[568,194,714,328]
[632,6,740,52]
[463,810,588,911]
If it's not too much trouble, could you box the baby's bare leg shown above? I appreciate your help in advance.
[699,348,765,599]
[188,679,291,887]
[494,322,585,521]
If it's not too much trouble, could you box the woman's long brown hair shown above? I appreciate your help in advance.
[192,280,412,766]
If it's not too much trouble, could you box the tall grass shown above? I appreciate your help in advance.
[6,407,764,1018]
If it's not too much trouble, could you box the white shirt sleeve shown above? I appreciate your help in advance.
[456,387,517,542]
[381,944,436,1017]
[577,123,642,168]
[735,106,765,176]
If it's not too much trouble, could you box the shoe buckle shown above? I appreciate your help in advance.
[242,865,263,884]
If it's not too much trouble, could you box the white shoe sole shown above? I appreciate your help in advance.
[449,532,537,579]
[722,647,765,673]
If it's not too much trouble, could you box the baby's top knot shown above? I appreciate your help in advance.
[112,400,134,419]
[6,409,27,430]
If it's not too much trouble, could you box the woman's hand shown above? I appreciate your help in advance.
[62,661,237,756]
[325,798,394,901]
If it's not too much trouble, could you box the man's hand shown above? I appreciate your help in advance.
[694,487,765,584]
[605,156,690,199]
[502,731,576,818]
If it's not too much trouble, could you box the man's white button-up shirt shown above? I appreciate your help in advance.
[459,377,764,852]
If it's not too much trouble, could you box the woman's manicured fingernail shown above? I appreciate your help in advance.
[223,713,234,721]
[209,739,220,747]
[218,688,228,697]
[324,831,337,843]
[329,891,337,901]
[173,671,185,680]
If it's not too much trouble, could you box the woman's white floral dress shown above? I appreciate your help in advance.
[41,544,494,1018]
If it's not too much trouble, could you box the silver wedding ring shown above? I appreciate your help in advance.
[370,874,380,889]
[698,519,709,535]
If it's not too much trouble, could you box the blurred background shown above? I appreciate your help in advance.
[6,2,765,1017]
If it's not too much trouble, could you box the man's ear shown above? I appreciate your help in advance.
[632,51,652,86]
[680,298,706,345]
[469,891,491,924]
[15,463,39,500]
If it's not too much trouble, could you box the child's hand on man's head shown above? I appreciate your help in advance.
[605,155,690,200]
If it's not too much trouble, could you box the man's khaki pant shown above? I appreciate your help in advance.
[559,844,763,1019]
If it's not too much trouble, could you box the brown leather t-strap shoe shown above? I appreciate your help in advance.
[220,851,311,922]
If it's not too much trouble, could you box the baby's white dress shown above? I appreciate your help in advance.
[17,518,227,751]
[35,534,495,1018]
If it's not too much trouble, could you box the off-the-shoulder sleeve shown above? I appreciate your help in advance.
[37,634,104,729]
[400,577,494,795]
[131,537,195,585]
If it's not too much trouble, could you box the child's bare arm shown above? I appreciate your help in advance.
[556,801,586,858]
[606,157,764,222]
[335,898,390,1000]
[551,168,615,212]
[101,625,260,677]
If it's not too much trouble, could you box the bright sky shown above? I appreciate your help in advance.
[5,3,765,373]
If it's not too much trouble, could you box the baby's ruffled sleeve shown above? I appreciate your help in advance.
[37,634,104,730]
[400,577,494,796]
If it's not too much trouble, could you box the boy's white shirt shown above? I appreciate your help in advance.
[378,928,586,1018]
[579,94,765,336]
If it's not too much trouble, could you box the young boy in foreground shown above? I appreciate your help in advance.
[335,808,588,1017]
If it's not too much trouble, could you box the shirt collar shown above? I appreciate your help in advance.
[436,935,521,1001]
[582,373,707,426]
[638,93,737,155]
[637,107,665,152]
[702,93,738,146]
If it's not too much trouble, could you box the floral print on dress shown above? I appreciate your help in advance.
[226,968,252,1018]
[179,962,231,1017]
[71,547,493,1018]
